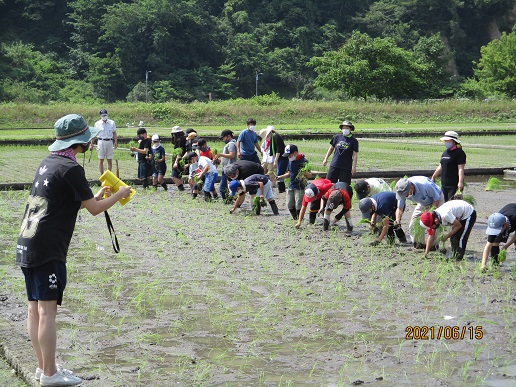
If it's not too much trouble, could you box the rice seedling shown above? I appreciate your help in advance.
[485,176,502,191]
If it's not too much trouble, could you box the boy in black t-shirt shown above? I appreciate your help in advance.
[130,127,152,188]
[16,114,132,386]
[481,203,516,271]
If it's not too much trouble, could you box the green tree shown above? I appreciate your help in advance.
[309,31,447,99]
[462,29,516,98]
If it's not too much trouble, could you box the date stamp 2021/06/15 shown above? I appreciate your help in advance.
[405,326,483,340]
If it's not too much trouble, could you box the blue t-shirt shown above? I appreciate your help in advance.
[237,129,258,155]
[371,191,397,219]
[330,134,359,170]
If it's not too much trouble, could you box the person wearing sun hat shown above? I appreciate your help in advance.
[419,199,476,260]
[259,125,278,188]
[16,114,132,387]
[322,120,359,184]
[481,203,516,271]
[170,125,187,191]
[431,130,466,201]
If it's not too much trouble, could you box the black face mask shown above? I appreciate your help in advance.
[79,142,90,153]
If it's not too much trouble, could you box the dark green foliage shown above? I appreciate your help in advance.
[0,0,515,102]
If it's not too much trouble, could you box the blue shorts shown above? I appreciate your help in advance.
[153,163,167,177]
[203,171,218,192]
[138,162,150,179]
[21,260,67,305]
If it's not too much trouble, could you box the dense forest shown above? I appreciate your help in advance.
[1,0,515,103]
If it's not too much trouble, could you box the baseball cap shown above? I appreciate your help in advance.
[229,180,241,196]
[354,180,369,200]
[339,120,355,130]
[186,151,197,161]
[48,114,100,152]
[304,183,319,202]
[420,212,434,235]
[440,130,461,144]
[395,178,412,200]
[486,213,506,236]
[283,144,298,157]
[99,108,108,115]
[359,198,373,219]
[219,129,233,139]
[151,134,160,141]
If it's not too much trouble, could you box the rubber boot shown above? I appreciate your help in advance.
[309,211,317,224]
[255,203,261,215]
[161,183,168,191]
[394,225,407,242]
[269,200,279,215]
[289,208,298,220]
[142,179,149,189]
[323,219,329,231]
[153,185,158,190]
[278,181,286,193]
[211,190,219,200]
[296,209,301,219]
[204,191,212,202]
[177,184,185,191]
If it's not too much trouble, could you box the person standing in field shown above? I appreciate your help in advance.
[214,129,237,201]
[481,203,516,271]
[150,134,167,191]
[259,126,278,188]
[92,108,117,174]
[322,120,359,184]
[170,125,187,191]
[431,131,466,201]
[130,127,152,189]
[277,144,311,220]
[236,118,262,164]
[16,114,132,387]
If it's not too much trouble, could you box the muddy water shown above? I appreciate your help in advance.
[0,177,515,386]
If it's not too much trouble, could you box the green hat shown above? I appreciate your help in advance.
[48,114,100,152]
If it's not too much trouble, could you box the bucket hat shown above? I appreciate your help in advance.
[48,114,100,152]
[339,120,355,130]
[440,131,461,144]
[259,125,275,140]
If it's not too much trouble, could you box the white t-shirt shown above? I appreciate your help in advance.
[94,119,116,139]
[366,178,391,196]
[198,156,217,174]
[435,200,474,225]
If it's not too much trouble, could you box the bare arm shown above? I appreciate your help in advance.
[458,164,465,191]
[442,218,463,242]
[113,131,118,149]
[81,186,132,216]
[295,205,308,228]
[322,146,334,166]
[431,164,442,181]
[351,151,358,175]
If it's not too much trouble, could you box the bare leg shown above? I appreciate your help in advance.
[37,300,58,377]
[27,301,43,370]
[98,159,105,174]
[107,159,113,171]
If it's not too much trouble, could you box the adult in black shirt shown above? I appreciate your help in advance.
[431,131,466,201]
[224,160,264,181]
[170,125,187,190]
[482,203,516,271]
[130,128,152,188]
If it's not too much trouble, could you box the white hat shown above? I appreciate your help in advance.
[171,125,182,134]
[440,131,461,143]
[259,125,275,139]
[151,134,160,141]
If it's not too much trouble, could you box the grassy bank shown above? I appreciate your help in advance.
[1,99,516,129]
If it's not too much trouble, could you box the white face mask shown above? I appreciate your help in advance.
[445,141,454,149]
[288,155,296,161]
[101,115,108,121]
[248,125,256,131]
[342,129,351,136]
